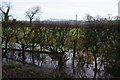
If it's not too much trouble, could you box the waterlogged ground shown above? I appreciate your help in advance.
[2,60,73,78]
[2,43,113,78]
[2,52,112,78]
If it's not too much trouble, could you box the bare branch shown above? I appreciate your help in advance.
[0,2,12,21]
[26,6,41,19]
[25,6,41,27]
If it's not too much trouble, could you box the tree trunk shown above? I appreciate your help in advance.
[22,44,25,62]
[32,40,35,65]
[93,54,98,79]
[4,41,8,54]
[4,14,9,21]
[4,41,8,62]
[72,40,76,74]
[31,53,34,65]
[40,45,43,51]
[58,59,62,70]
[58,53,64,70]
[30,18,32,27]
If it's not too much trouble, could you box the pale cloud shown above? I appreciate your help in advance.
[1,0,120,20]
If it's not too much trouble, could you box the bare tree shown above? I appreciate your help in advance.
[107,14,112,21]
[85,14,93,22]
[93,15,109,22]
[114,16,120,21]
[0,2,12,21]
[25,6,41,27]
[94,15,101,21]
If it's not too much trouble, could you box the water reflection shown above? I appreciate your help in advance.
[2,49,114,79]
[2,42,113,78]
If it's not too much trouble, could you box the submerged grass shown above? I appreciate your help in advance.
[2,61,73,78]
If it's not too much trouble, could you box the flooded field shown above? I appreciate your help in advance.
[2,43,113,78]
[2,22,120,79]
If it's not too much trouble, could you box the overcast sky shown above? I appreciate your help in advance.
[1,0,120,20]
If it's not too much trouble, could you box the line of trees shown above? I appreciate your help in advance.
[2,21,120,78]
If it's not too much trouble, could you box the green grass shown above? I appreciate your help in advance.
[3,62,22,69]
[2,62,73,78]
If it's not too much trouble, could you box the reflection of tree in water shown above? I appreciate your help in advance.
[49,53,69,70]
[75,62,87,78]
[76,50,94,67]
[37,54,46,67]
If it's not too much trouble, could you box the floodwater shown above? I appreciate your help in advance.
[2,43,113,78]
